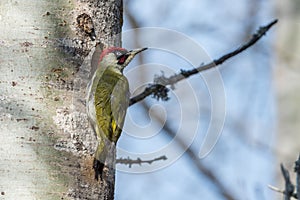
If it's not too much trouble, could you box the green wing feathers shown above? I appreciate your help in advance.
[94,69,129,143]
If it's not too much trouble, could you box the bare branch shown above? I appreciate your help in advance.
[116,156,167,168]
[281,163,296,200]
[129,19,278,106]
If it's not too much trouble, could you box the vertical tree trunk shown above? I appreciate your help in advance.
[0,0,123,199]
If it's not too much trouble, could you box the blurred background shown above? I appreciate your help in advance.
[114,0,300,199]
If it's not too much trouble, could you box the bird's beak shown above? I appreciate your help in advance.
[128,48,148,55]
[120,48,147,68]
[127,47,148,57]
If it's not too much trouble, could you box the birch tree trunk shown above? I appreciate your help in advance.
[0,0,123,199]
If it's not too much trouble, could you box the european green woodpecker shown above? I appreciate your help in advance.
[86,47,147,180]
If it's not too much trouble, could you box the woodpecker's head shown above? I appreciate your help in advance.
[99,47,147,72]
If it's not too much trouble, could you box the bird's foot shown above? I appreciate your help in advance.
[93,158,105,181]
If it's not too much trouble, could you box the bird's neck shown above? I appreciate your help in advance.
[107,65,124,75]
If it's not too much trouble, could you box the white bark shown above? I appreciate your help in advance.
[0,0,122,199]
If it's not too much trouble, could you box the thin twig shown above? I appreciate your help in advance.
[129,19,278,106]
[268,184,298,199]
[268,184,286,194]
[116,156,167,168]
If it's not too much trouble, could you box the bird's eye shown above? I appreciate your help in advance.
[117,55,128,65]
